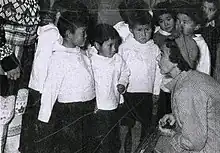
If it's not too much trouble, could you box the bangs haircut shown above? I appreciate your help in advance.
[128,10,155,32]
[92,23,122,48]
[153,1,176,26]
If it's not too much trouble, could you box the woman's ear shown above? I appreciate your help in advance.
[65,30,72,39]
[94,42,101,51]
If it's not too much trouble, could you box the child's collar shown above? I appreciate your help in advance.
[158,28,172,36]
[206,20,215,27]
[128,36,154,47]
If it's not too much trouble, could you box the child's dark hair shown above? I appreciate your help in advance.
[118,0,149,23]
[153,1,176,26]
[57,10,89,38]
[164,38,198,71]
[92,24,122,49]
[39,1,90,26]
[174,2,205,26]
[128,10,155,36]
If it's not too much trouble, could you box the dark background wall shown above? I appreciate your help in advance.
[40,0,204,25]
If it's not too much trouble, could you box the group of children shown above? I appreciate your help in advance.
[1,0,219,153]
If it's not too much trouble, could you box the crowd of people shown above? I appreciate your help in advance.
[0,0,220,153]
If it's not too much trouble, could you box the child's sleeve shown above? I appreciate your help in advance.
[196,41,211,75]
[153,47,162,95]
[118,57,130,87]
[38,55,65,123]
[118,44,129,62]
[29,26,61,92]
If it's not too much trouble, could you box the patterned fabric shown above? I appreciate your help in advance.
[4,24,38,47]
[156,70,220,153]
[0,0,40,26]
[0,44,12,60]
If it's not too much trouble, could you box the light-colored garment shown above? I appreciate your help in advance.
[0,89,28,153]
[113,21,132,42]
[119,36,162,95]
[193,34,211,75]
[206,20,215,27]
[156,70,220,153]
[88,47,130,110]
[38,45,95,123]
[29,23,63,93]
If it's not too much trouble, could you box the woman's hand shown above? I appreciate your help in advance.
[158,114,176,137]
[159,114,176,127]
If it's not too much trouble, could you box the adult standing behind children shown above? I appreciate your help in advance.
[200,0,220,77]
[119,8,162,152]
[154,36,220,153]
[0,1,40,153]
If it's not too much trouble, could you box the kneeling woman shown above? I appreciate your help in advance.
[155,36,220,153]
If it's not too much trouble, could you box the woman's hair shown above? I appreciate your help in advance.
[153,1,176,26]
[57,10,89,38]
[91,24,122,50]
[164,38,194,71]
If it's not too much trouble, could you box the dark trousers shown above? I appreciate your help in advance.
[20,89,56,153]
[121,92,153,140]
[157,90,172,123]
[53,99,96,153]
[94,109,121,153]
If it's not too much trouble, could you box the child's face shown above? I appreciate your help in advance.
[98,39,117,58]
[70,26,87,47]
[130,24,152,44]
[158,13,175,33]
[202,1,217,21]
[176,13,197,36]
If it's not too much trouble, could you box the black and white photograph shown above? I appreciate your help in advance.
[0,0,220,153]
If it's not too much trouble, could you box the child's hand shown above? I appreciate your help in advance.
[117,84,125,94]
[7,67,20,80]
